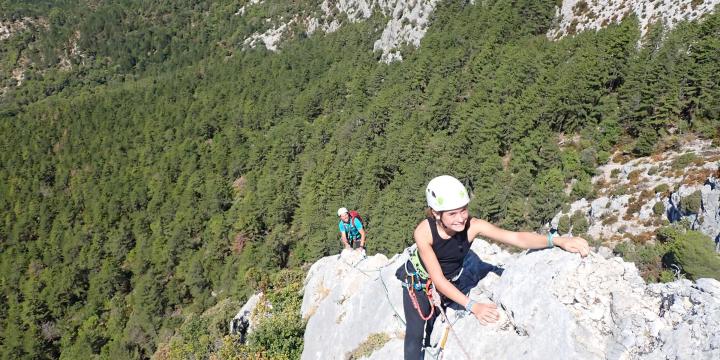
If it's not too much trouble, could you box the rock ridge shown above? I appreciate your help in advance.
[298,240,720,359]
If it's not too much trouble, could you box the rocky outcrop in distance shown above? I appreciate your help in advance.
[238,0,720,62]
[552,139,720,250]
[240,0,441,63]
[549,0,720,39]
[229,292,266,343]
[0,18,33,41]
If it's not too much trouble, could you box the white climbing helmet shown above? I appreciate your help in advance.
[426,175,470,211]
[337,207,349,216]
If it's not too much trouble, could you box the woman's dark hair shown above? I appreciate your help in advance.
[425,207,441,220]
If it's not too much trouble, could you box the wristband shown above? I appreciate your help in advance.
[547,232,556,247]
[465,299,476,312]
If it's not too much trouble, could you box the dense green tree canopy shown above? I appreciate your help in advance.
[1,0,719,358]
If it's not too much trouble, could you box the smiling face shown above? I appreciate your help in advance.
[339,212,350,222]
[436,206,469,233]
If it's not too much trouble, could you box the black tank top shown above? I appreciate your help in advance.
[423,216,471,279]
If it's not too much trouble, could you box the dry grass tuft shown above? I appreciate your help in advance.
[685,168,715,186]
[345,333,392,360]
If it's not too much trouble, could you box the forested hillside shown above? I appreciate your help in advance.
[1,0,719,358]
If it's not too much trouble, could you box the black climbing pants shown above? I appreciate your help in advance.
[402,285,439,360]
[399,252,504,359]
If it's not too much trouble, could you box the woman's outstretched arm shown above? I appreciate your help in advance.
[469,218,590,256]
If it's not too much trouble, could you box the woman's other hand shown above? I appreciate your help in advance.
[471,302,499,325]
[556,236,591,257]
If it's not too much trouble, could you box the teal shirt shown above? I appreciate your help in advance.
[338,218,363,240]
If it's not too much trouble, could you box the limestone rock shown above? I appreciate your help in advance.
[301,248,408,359]
[548,0,720,40]
[553,139,720,251]
[238,1,720,63]
[298,240,720,359]
[229,292,266,343]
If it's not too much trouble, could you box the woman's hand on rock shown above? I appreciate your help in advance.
[557,236,591,257]
[472,302,499,325]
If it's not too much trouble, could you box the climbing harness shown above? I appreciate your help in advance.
[337,247,472,359]
[403,275,472,360]
[406,276,435,321]
[402,248,472,360]
[408,248,464,284]
[403,252,437,320]
[403,248,465,322]
[409,249,430,279]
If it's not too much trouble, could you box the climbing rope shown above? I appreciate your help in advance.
[406,278,435,321]
[435,303,472,360]
[336,252,376,278]
[400,273,472,360]
[421,283,473,360]
[333,248,473,359]
[378,266,406,326]
[335,250,408,326]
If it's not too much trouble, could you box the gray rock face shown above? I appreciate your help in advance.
[300,248,408,359]
[240,0,442,62]
[0,18,34,41]
[439,249,719,360]
[666,177,720,248]
[699,178,720,240]
[371,0,441,63]
[553,140,720,251]
[238,0,720,63]
[548,0,720,40]
[694,177,720,246]
[298,241,720,359]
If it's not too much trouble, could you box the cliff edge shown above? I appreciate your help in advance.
[300,241,720,359]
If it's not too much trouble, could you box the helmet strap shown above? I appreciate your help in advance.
[433,211,451,232]
[434,210,467,235]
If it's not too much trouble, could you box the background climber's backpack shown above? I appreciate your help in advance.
[348,210,364,229]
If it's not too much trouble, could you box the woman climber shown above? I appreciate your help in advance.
[398,175,590,359]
